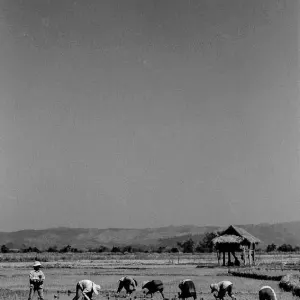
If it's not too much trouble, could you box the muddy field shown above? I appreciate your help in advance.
[0,261,297,300]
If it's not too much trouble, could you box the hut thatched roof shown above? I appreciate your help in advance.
[212,225,261,245]
[212,234,243,245]
[227,225,261,244]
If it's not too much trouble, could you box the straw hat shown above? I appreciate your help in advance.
[142,281,150,289]
[93,284,101,295]
[33,261,42,267]
[210,283,218,292]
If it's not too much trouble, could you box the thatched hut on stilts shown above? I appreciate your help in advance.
[212,225,261,266]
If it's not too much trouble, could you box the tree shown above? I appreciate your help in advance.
[195,244,205,253]
[277,244,294,252]
[177,238,195,253]
[195,231,219,253]
[32,247,41,253]
[47,246,58,252]
[22,246,33,253]
[97,246,109,253]
[203,232,219,248]
[60,245,72,253]
[156,246,166,253]
[22,246,40,253]
[122,246,133,253]
[170,247,179,253]
[1,245,9,253]
[111,246,121,253]
[131,246,148,253]
[266,243,277,252]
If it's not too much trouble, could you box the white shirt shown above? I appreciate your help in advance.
[218,281,233,291]
[181,279,192,284]
[79,280,94,294]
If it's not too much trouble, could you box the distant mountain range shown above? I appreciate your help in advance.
[1,221,300,250]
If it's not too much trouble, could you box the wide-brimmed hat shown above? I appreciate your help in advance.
[210,283,218,292]
[142,281,150,289]
[93,284,101,295]
[33,261,42,267]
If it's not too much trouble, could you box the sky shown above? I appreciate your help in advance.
[0,0,298,231]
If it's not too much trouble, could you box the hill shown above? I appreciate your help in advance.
[158,222,300,249]
[1,221,300,250]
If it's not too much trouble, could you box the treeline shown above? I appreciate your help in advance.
[265,243,300,253]
[2,234,300,254]
[0,232,219,254]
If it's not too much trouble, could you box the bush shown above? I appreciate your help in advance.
[59,245,72,253]
[278,244,294,252]
[266,243,277,252]
[22,246,41,253]
[47,246,58,253]
[111,246,121,253]
[279,273,300,292]
[177,238,195,253]
[170,247,179,253]
[229,269,283,281]
[196,232,219,253]
[1,245,9,253]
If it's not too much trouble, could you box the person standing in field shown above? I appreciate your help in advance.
[178,279,197,300]
[28,261,45,300]
[116,276,138,296]
[72,279,101,300]
[259,286,277,300]
[142,280,165,299]
[209,280,236,300]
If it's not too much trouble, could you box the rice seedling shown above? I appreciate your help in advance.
[1,254,300,300]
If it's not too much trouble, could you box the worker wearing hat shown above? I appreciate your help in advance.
[117,276,138,296]
[178,279,197,300]
[210,281,236,300]
[142,280,165,299]
[28,261,45,300]
[259,286,277,300]
[72,279,101,300]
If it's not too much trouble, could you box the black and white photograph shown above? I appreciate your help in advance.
[0,1,298,300]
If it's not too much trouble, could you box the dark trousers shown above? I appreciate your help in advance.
[145,287,164,299]
[28,287,44,300]
[217,285,235,300]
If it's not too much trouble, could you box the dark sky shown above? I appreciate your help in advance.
[0,0,298,231]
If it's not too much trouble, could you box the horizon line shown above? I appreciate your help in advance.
[1,220,300,233]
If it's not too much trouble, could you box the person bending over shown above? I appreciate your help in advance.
[142,280,165,299]
[210,281,236,300]
[259,286,277,300]
[72,279,101,300]
[178,279,197,300]
[117,276,137,296]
